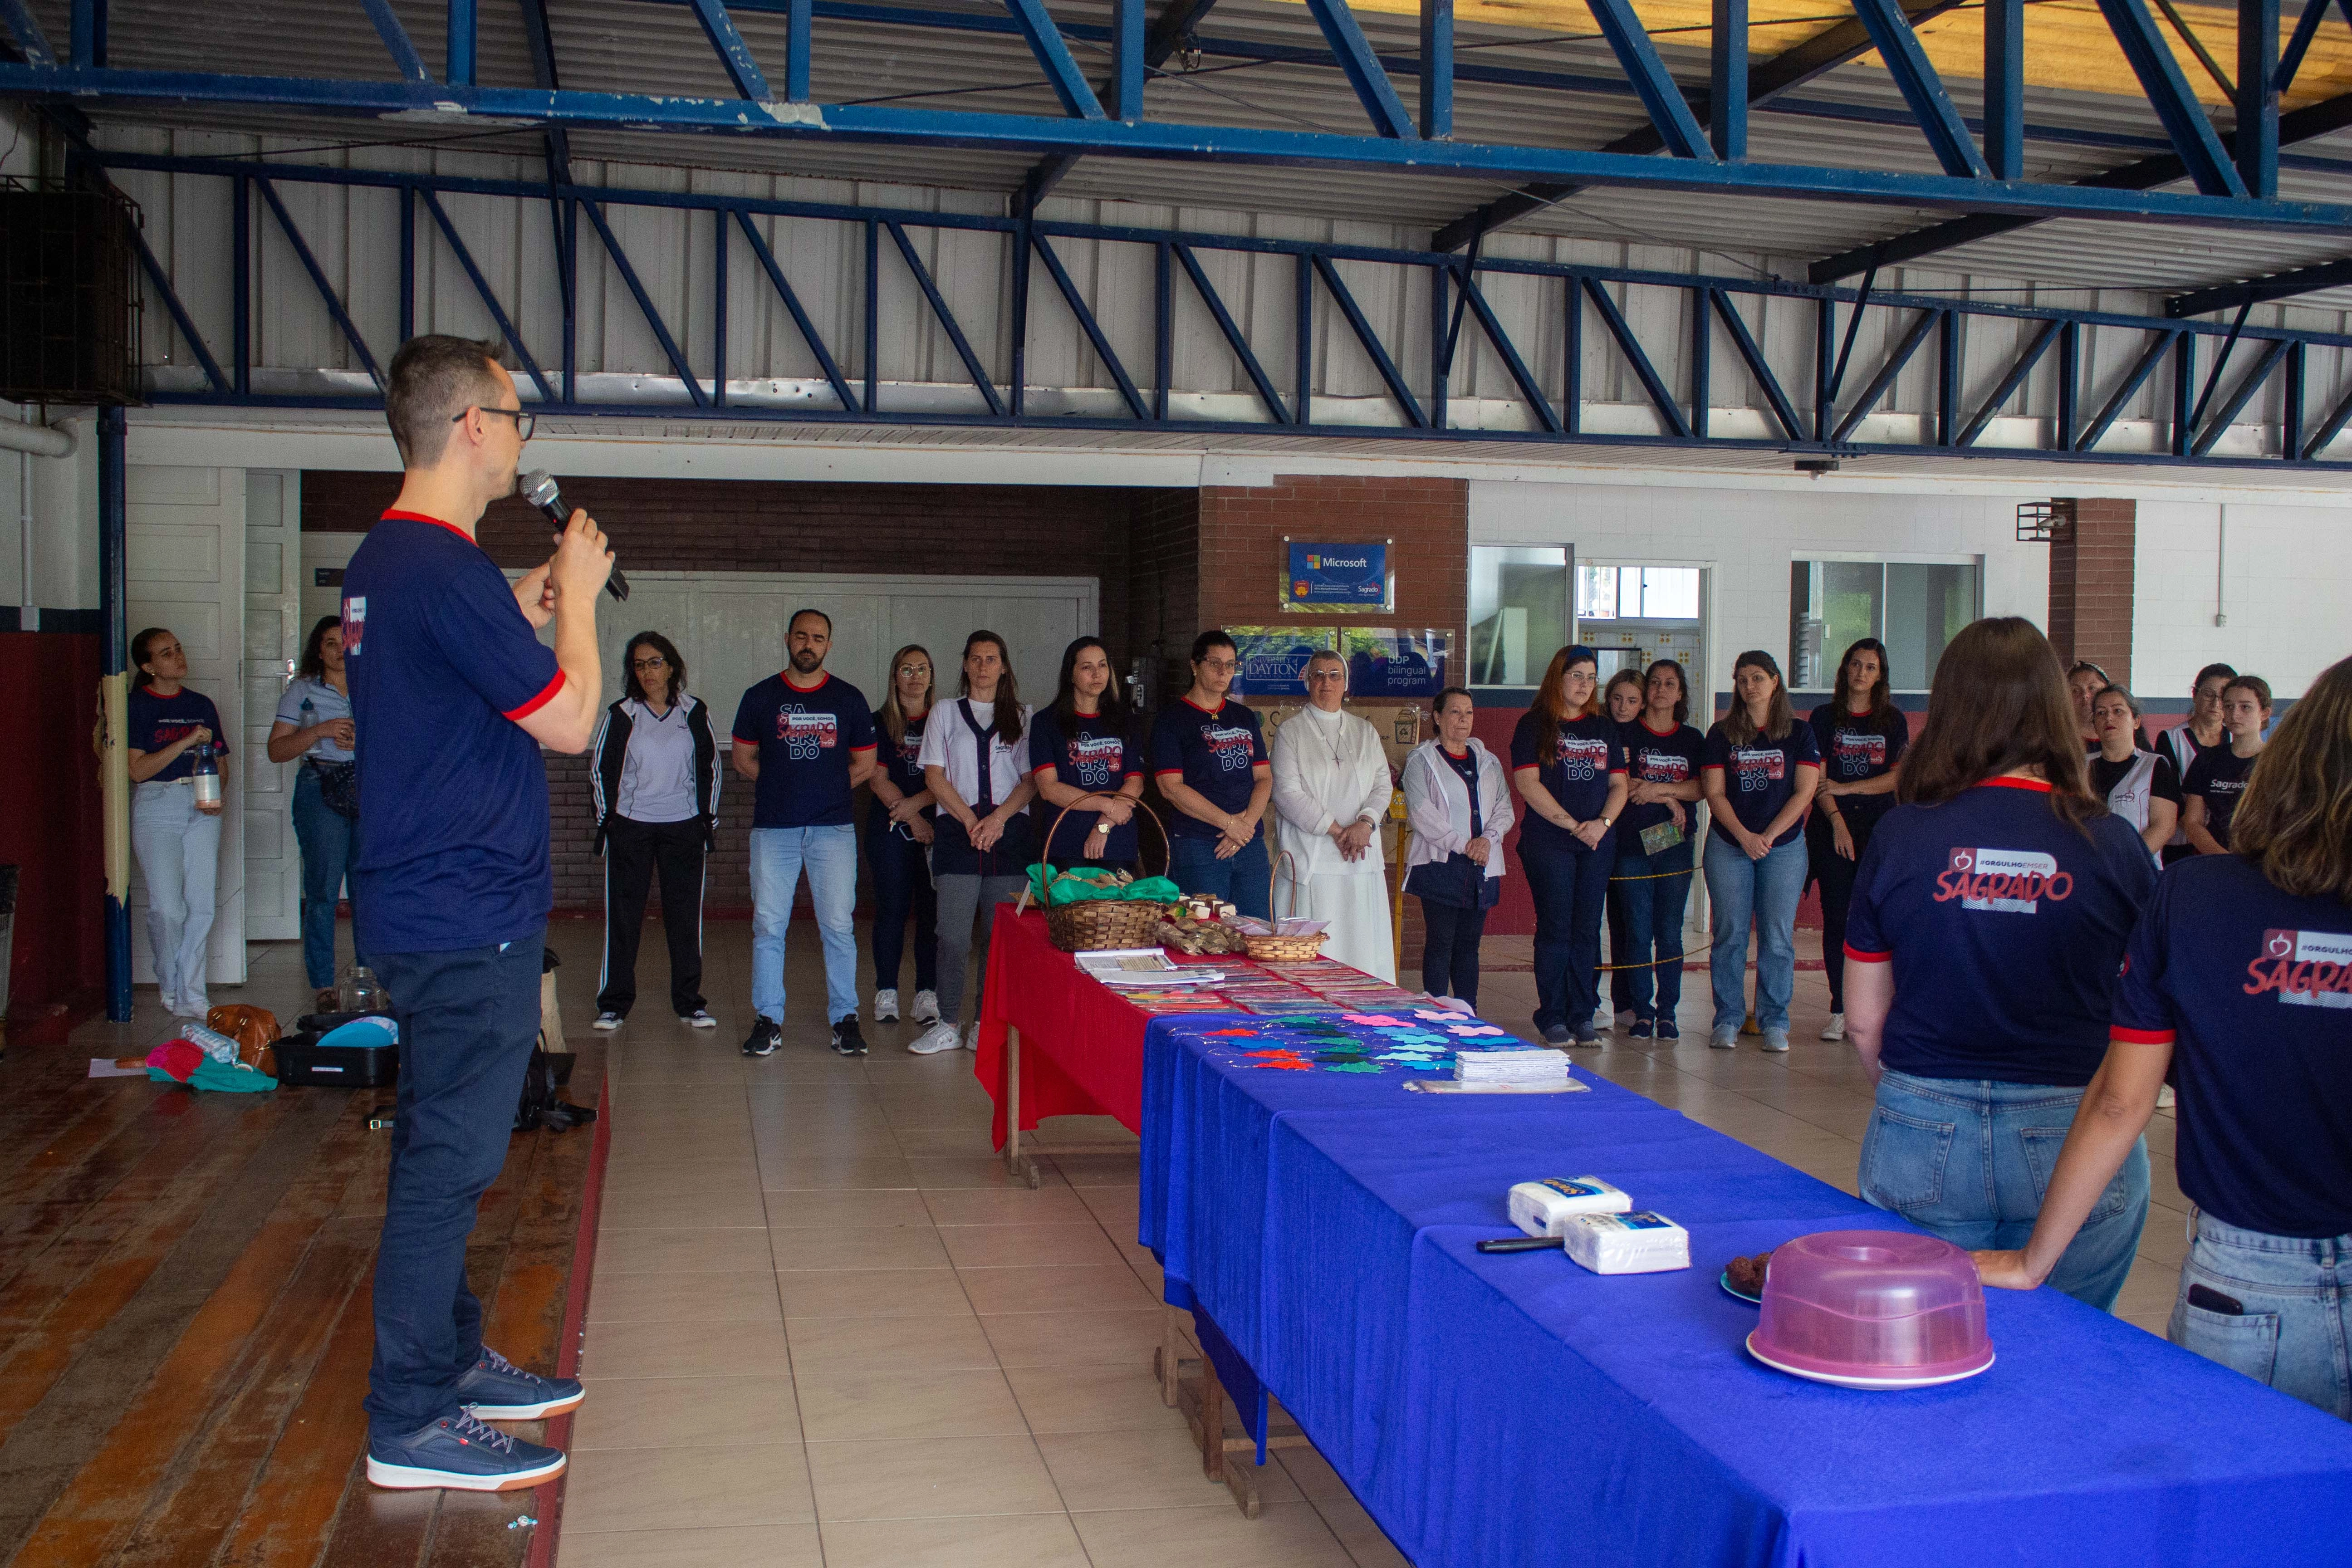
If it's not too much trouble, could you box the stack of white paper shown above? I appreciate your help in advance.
[1454,1048,1572,1086]
[1074,950,1225,989]
[1508,1177,1633,1237]
[1561,1212,1691,1275]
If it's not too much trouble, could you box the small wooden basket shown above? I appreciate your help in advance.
[1019,794,1174,953]
[1244,850,1329,962]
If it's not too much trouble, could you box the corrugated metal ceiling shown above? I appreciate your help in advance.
[27,0,2352,309]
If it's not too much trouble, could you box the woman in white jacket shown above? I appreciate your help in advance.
[1270,651,1397,979]
[1402,687,1514,1006]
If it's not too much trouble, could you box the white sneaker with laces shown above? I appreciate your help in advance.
[912,989,941,1024]
[907,1021,961,1056]
[962,1022,980,1051]
[1820,1013,1847,1042]
[680,1009,717,1029]
[1762,1028,1791,1054]
[873,988,900,1022]
[592,1012,623,1031]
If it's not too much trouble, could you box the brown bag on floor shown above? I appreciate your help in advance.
[206,1004,283,1077]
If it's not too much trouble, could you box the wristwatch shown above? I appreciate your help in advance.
[1599,816,1615,830]
[1093,820,1111,834]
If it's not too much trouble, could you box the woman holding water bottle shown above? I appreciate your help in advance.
[127,627,230,1022]
[269,615,364,1013]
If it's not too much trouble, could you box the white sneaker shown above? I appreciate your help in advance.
[2157,1084,2176,1109]
[873,988,900,1023]
[592,1012,623,1031]
[907,1021,961,1056]
[1762,1028,1790,1054]
[1820,1013,1847,1042]
[962,1022,980,1051]
[912,989,941,1024]
[680,1010,718,1029]
[1612,1009,1634,1035]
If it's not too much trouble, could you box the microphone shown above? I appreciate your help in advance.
[521,469,628,602]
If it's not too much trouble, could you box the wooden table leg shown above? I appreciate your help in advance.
[1001,1026,1041,1189]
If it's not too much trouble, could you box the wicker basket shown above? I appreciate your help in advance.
[1019,795,1174,953]
[1243,851,1330,962]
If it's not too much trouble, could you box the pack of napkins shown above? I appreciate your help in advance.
[1560,1211,1690,1275]
[1509,1177,1633,1237]
[1454,1048,1571,1086]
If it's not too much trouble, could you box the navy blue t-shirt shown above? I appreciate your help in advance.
[127,684,226,782]
[342,511,563,953]
[1702,720,1823,848]
[2113,855,2352,1237]
[878,710,929,799]
[1808,704,1909,833]
[1440,745,1485,839]
[1509,710,1627,854]
[1619,719,1705,839]
[2181,745,2258,848]
[1151,698,1268,842]
[1030,706,1143,861]
[731,672,878,829]
[1844,779,2158,1086]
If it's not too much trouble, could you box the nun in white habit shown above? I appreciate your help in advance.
[1269,651,1397,980]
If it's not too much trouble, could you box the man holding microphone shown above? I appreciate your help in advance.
[347,335,611,1491]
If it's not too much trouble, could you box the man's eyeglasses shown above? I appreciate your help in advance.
[454,406,534,441]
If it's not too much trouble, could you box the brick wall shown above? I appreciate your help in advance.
[2047,497,2136,689]
[1191,476,1471,970]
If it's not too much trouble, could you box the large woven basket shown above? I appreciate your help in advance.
[1244,850,1330,962]
[1019,795,1174,952]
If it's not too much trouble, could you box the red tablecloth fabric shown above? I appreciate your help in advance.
[972,906,1159,1150]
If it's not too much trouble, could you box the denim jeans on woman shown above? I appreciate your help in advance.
[2170,1212,2352,1420]
[1166,831,1271,920]
[1861,1066,2149,1310]
[1613,835,1694,1026]
[1703,835,1807,1034]
[292,763,365,991]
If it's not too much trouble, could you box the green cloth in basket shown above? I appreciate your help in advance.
[1027,865,1180,906]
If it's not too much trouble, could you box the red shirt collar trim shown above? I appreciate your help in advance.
[1977,776,2054,794]
[1639,719,1681,737]
[380,509,475,546]
[782,671,833,694]
[1181,696,1228,716]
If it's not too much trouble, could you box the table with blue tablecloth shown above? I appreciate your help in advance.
[1137,1012,2352,1568]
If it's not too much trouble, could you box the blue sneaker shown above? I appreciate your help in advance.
[366,1410,567,1491]
[456,1346,585,1420]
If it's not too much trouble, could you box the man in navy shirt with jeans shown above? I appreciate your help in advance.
[347,336,612,1492]
[732,609,878,1058]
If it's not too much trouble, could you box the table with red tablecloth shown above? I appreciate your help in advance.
[971,907,1163,1158]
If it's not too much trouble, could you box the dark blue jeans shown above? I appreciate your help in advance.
[866,819,938,994]
[1521,834,1614,1033]
[1613,836,1695,1024]
[292,764,363,990]
[1167,830,1272,920]
[365,932,544,1441]
[1419,897,1489,1007]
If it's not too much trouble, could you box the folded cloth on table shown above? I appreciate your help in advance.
[145,1039,206,1082]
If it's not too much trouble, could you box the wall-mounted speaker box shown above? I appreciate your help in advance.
[0,185,142,406]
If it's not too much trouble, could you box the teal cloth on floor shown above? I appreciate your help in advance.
[149,1058,278,1093]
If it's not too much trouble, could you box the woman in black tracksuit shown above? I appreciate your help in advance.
[590,632,723,1029]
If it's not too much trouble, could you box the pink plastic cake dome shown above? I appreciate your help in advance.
[1749,1230,1994,1387]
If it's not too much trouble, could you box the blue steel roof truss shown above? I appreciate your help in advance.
[54,147,2352,470]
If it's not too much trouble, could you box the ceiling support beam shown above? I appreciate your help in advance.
[1021,0,1197,212]
[1811,89,2352,282]
[1431,0,1965,252]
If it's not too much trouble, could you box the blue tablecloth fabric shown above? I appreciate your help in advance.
[1137,1014,2352,1568]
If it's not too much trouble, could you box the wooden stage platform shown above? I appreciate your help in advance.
[0,1020,605,1568]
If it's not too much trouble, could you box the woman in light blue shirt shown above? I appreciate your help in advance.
[268,615,363,1011]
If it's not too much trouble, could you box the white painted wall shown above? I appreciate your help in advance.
[2135,501,2352,701]
[1470,479,2046,703]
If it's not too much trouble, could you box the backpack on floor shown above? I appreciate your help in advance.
[515,1044,596,1133]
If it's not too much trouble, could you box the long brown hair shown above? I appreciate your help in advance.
[958,630,1024,746]
[1722,650,1795,745]
[1831,637,1896,724]
[2231,657,2352,903]
[1530,645,1599,759]
[877,643,933,746]
[1899,617,2100,829]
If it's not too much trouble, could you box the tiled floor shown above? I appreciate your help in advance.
[553,915,2188,1568]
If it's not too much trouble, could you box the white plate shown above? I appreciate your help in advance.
[1745,1331,1994,1390]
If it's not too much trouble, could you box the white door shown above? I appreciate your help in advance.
[243,471,302,940]
[127,463,249,988]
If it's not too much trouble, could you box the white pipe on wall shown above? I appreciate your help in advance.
[0,417,74,459]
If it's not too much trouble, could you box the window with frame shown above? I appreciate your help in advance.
[1469,546,1570,686]
[1789,559,1980,692]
